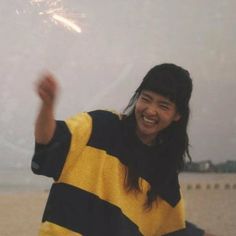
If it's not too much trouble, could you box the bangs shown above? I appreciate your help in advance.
[140,70,178,103]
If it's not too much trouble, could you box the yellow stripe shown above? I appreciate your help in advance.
[39,221,82,236]
[65,112,92,154]
[158,195,186,235]
[58,145,185,235]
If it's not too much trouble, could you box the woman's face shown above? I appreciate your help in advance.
[134,90,180,145]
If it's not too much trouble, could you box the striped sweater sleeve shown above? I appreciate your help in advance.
[31,120,71,180]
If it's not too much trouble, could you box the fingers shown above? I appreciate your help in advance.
[38,73,57,96]
[36,72,59,106]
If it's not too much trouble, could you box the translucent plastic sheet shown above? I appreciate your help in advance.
[0,2,236,236]
[0,0,235,177]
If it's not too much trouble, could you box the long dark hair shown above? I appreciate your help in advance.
[122,63,193,209]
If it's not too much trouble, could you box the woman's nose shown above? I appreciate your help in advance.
[145,104,157,116]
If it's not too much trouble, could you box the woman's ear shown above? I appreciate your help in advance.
[174,113,181,122]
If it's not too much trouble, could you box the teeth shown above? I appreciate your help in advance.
[143,116,156,124]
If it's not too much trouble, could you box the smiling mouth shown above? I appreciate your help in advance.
[143,116,158,125]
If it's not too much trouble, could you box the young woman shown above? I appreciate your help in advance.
[32,63,214,236]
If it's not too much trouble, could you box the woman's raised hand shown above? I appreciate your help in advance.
[36,73,59,107]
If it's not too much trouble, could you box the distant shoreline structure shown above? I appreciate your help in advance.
[184,160,236,173]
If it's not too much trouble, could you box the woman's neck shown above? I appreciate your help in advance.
[135,131,156,146]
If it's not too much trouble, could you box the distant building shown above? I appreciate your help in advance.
[184,160,236,173]
[198,160,214,172]
[215,160,236,173]
[184,160,215,172]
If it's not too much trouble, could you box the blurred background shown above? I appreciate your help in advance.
[1,0,236,171]
[0,1,235,235]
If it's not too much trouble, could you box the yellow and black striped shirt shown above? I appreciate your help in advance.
[32,110,186,236]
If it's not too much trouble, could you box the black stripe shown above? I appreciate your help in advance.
[31,121,71,180]
[87,110,124,159]
[87,110,181,207]
[163,228,188,236]
[43,183,143,236]
[162,222,204,236]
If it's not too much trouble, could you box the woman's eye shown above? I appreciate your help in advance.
[160,105,169,110]
[141,97,150,102]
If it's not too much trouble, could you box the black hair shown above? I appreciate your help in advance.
[122,63,193,209]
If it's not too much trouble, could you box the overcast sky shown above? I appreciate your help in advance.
[0,0,236,170]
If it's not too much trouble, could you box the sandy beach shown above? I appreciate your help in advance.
[0,174,235,236]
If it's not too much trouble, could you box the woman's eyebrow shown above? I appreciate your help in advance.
[159,100,172,105]
[141,92,153,99]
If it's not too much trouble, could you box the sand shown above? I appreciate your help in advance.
[182,188,236,236]
[0,186,235,236]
